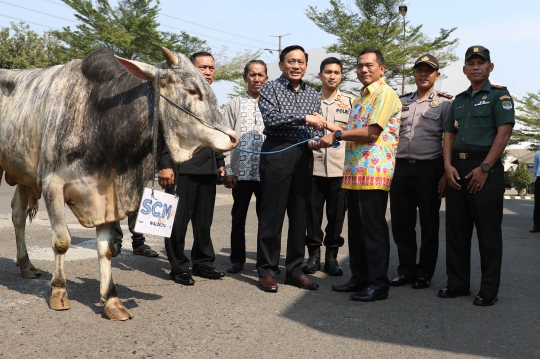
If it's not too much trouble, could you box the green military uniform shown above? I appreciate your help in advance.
[443,79,515,295]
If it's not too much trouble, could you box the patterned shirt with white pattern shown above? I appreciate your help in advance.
[258,75,324,139]
[224,93,265,181]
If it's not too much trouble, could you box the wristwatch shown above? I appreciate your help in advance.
[480,162,494,173]
[334,129,342,142]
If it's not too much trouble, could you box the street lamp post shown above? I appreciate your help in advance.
[399,5,408,95]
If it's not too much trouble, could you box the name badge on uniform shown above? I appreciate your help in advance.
[402,106,409,111]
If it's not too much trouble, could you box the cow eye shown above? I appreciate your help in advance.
[186,88,200,97]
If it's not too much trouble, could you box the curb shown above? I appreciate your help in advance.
[504,196,534,200]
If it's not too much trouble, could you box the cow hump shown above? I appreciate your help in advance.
[81,48,125,83]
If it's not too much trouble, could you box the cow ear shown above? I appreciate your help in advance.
[115,55,155,81]
[161,47,178,66]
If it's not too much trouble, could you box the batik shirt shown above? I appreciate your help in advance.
[342,78,402,191]
[258,75,324,139]
[224,93,265,181]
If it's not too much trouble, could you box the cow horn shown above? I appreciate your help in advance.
[161,47,178,66]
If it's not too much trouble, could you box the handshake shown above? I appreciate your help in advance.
[305,113,341,151]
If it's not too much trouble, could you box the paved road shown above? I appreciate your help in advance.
[0,183,538,358]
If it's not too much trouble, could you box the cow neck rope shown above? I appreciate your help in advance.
[151,68,161,198]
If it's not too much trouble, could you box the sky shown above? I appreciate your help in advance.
[1,0,539,105]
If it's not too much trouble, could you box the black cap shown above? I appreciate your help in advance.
[465,45,490,62]
[413,54,439,69]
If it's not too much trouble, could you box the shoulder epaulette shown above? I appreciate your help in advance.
[437,91,453,99]
[491,84,507,89]
[399,92,413,98]
[455,91,467,98]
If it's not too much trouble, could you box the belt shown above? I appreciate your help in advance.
[452,151,489,160]
[266,136,306,144]
[396,158,438,164]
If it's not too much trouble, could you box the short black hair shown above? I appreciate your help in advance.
[190,51,214,64]
[320,57,342,73]
[243,60,268,76]
[357,49,385,66]
[279,45,308,63]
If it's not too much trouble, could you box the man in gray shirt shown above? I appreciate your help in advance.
[389,54,452,289]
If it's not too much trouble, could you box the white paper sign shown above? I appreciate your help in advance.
[134,188,179,237]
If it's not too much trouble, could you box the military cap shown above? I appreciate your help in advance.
[413,54,439,69]
[465,45,491,62]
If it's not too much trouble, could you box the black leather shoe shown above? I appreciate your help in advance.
[227,263,244,274]
[169,272,195,286]
[438,287,471,298]
[350,288,388,302]
[412,277,430,289]
[191,267,225,279]
[332,280,366,293]
[530,227,540,233]
[390,275,413,287]
[474,293,498,306]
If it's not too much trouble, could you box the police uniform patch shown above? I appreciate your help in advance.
[337,102,348,108]
[402,106,409,111]
[500,95,511,100]
[429,99,439,108]
[502,101,512,110]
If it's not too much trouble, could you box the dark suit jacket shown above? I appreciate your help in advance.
[159,147,225,175]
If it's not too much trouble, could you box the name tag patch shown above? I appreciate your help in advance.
[336,108,349,114]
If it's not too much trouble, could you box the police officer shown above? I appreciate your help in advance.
[390,54,451,289]
[302,57,353,276]
[439,46,514,306]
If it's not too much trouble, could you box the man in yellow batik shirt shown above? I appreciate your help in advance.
[317,49,401,302]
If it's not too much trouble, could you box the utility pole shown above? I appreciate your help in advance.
[265,33,291,56]
[399,5,408,95]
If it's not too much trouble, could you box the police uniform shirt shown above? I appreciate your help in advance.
[443,80,515,151]
[398,91,452,160]
[312,90,354,177]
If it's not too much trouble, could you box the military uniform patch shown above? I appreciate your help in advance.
[502,101,512,110]
[500,95,511,100]
[454,120,459,129]
[482,95,487,100]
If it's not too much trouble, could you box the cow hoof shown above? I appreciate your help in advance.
[104,304,132,321]
[49,294,71,311]
[20,267,38,279]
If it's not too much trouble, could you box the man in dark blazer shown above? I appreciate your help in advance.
[158,52,226,286]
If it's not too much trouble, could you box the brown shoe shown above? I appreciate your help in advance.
[259,275,278,292]
[284,274,319,290]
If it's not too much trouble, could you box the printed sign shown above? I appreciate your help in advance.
[134,188,178,237]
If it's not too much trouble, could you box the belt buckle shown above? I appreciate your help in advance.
[407,159,416,164]
[458,153,468,160]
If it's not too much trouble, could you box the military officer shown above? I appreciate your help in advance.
[390,54,451,289]
[439,46,514,306]
[302,57,353,276]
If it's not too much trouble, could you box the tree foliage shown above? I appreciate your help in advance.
[513,162,532,196]
[511,91,540,151]
[0,22,63,69]
[306,0,459,90]
[52,0,210,64]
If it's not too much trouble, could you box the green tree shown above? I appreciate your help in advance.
[0,22,63,69]
[513,162,532,196]
[511,91,540,151]
[52,0,209,64]
[306,0,459,91]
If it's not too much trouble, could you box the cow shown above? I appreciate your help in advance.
[0,47,237,320]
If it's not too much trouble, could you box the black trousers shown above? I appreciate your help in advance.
[230,180,261,264]
[256,139,313,277]
[347,189,390,291]
[445,159,505,295]
[306,176,346,248]
[534,177,540,228]
[113,212,145,249]
[390,159,442,280]
[165,173,217,274]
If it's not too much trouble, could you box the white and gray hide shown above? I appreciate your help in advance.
[0,47,237,320]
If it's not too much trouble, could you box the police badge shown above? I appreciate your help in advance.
[429,99,439,108]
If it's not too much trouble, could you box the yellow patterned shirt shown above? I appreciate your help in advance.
[342,78,402,191]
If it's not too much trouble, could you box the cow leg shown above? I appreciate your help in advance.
[96,223,132,321]
[11,184,40,278]
[42,176,71,311]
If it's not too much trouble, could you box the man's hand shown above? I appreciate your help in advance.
[306,113,326,130]
[465,167,489,194]
[158,168,174,189]
[316,133,335,149]
[445,165,461,190]
[217,166,226,177]
[438,173,447,199]
[308,140,319,150]
[224,175,237,189]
